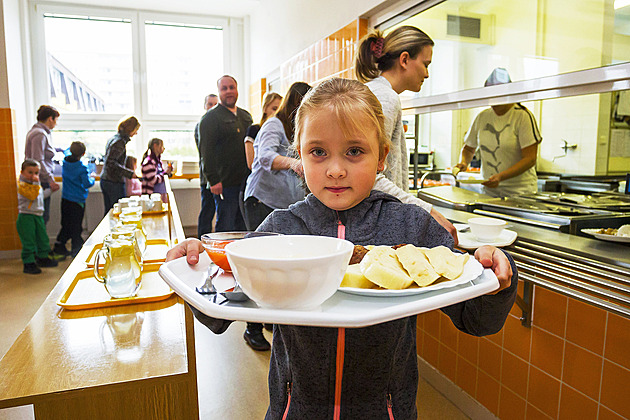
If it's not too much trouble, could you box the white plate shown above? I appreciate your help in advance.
[581,228,630,243]
[158,251,499,328]
[338,256,483,297]
[454,224,518,250]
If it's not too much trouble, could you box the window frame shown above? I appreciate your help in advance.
[30,3,235,161]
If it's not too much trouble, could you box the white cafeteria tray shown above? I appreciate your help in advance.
[159,251,500,328]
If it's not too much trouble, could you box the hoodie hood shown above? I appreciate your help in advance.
[287,190,401,242]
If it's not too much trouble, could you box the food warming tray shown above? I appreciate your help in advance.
[158,252,500,328]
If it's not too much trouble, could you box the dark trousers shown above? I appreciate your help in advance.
[243,196,274,231]
[198,187,216,238]
[41,182,51,224]
[101,179,126,216]
[55,198,85,252]
[214,185,246,232]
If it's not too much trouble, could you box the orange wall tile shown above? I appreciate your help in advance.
[277,18,368,94]
[418,282,630,419]
[0,108,19,252]
[248,78,266,125]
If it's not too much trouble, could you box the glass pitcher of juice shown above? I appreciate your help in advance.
[111,223,146,261]
[94,234,143,298]
[119,212,146,244]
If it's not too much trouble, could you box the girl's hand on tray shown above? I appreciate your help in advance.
[474,245,513,294]
[166,238,204,265]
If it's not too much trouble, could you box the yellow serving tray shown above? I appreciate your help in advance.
[57,263,174,310]
[85,238,170,267]
[112,202,168,217]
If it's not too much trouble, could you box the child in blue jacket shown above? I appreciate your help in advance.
[167,78,517,419]
[53,141,95,257]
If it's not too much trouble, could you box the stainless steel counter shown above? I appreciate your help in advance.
[437,205,630,321]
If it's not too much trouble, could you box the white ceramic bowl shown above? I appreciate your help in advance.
[225,235,354,310]
[467,217,507,242]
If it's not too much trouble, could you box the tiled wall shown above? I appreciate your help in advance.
[278,18,367,92]
[248,18,368,105]
[0,108,20,251]
[417,279,629,419]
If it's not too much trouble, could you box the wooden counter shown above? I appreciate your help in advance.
[0,184,198,419]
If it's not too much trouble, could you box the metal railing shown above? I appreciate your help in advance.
[504,240,630,326]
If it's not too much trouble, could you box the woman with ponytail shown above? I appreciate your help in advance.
[355,26,460,242]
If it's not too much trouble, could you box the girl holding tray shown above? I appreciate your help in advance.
[167,78,517,419]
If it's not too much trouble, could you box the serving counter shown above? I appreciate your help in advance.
[0,184,198,419]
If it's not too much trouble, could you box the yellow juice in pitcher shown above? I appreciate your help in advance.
[102,239,142,298]
[119,213,146,244]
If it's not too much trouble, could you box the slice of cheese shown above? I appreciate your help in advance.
[359,246,413,290]
[395,244,440,287]
[422,245,469,280]
[340,264,375,289]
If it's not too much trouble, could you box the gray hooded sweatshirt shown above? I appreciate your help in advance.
[191,191,518,419]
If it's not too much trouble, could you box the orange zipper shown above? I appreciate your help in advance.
[333,327,345,420]
[282,382,292,420]
[387,393,395,419]
[333,214,346,420]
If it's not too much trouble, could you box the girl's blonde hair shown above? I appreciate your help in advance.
[260,92,283,126]
[295,78,390,161]
[118,115,141,136]
[355,26,434,83]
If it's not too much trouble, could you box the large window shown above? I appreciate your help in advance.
[44,14,134,114]
[32,4,237,166]
[144,21,223,115]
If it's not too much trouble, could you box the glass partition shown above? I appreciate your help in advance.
[407,90,630,177]
[388,0,630,100]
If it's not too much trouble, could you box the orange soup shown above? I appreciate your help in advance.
[204,240,232,271]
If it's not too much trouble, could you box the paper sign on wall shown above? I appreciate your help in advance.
[610,129,630,158]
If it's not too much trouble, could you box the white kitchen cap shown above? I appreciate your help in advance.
[484,68,512,87]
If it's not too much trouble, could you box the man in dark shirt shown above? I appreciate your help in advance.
[195,94,218,238]
[198,76,252,232]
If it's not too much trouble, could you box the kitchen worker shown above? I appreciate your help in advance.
[454,68,542,197]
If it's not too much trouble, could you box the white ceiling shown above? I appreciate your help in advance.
[42,0,261,17]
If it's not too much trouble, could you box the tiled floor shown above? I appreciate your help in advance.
[0,256,468,420]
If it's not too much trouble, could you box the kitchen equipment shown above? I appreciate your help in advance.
[475,196,630,234]
[416,185,495,211]
[519,192,630,212]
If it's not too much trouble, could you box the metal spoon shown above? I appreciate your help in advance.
[221,281,249,302]
[196,264,220,294]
